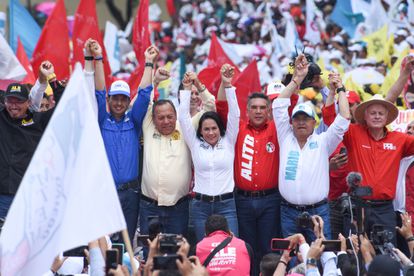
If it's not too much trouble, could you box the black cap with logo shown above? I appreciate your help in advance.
[5,83,29,101]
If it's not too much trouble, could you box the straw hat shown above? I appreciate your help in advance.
[354,94,398,125]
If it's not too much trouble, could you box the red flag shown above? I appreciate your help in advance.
[233,59,261,121]
[72,0,112,88]
[166,0,176,17]
[16,37,36,85]
[129,0,150,99]
[31,0,70,80]
[198,33,240,97]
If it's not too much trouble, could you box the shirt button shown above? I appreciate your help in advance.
[255,151,258,154]
[255,184,258,187]
[255,162,258,164]
[255,173,258,175]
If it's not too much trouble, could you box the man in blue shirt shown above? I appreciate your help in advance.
[85,39,160,241]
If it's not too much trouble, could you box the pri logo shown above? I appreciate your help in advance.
[383,143,396,150]
[266,142,275,153]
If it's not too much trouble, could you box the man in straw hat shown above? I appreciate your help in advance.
[339,74,414,243]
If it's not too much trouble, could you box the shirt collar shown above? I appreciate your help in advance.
[200,137,223,149]
[247,120,269,130]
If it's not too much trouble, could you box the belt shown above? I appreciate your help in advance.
[365,199,392,207]
[236,188,278,198]
[192,192,234,203]
[141,194,189,205]
[282,199,328,211]
[117,179,139,191]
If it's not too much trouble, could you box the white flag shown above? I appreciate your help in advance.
[104,21,121,74]
[0,33,26,81]
[0,64,126,276]
[304,0,321,45]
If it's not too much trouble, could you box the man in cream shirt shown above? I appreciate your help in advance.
[140,68,215,236]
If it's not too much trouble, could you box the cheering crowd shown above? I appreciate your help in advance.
[2,0,414,275]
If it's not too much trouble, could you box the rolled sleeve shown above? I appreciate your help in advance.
[272,98,292,144]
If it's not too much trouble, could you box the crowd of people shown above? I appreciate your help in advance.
[2,0,414,275]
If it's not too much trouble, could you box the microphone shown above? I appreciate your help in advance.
[346,172,362,189]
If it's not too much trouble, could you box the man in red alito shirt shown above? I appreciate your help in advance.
[217,89,298,275]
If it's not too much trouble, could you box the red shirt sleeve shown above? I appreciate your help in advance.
[321,104,336,126]
[288,94,299,117]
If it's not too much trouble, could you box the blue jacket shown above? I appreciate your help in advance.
[96,85,152,187]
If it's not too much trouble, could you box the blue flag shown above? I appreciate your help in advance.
[8,0,41,59]
[330,0,365,38]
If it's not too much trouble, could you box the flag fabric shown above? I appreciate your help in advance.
[380,47,410,97]
[331,0,364,38]
[104,21,121,74]
[304,0,321,45]
[72,0,113,88]
[0,33,27,89]
[283,12,303,54]
[198,33,241,97]
[233,59,261,121]
[0,64,126,276]
[31,0,70,80]
[0,12,6,37]
[364,0,388,34]
[362,25,388,62]
[16,38,36,85]
[129,0,150,99]
[8,0,41,59]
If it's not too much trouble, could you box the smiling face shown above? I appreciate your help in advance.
[200,118,220,146]
[364,104,388,129]
[153,102,177,136]
[292,113,316,140]
[247,98,270,128]
[4,96,30,119]
[108,94,130,120]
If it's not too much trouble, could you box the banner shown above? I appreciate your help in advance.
[0,64,126,276]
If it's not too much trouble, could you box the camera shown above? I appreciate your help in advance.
[159,233,182,254]
[153,254,182,270]
[370,224,394,246]
[296,212,314,229]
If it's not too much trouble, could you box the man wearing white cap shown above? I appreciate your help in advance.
[86,39,159,242]
[272,54,350,239]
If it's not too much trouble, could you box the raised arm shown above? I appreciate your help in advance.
[385,55,414,103]
[178,73,198,148]
[216,65,235,102]
[83,38,95,95]
[220,64,240,145]
[139,45,159,90]
[187,71,216,112]
[29,61,51,111]
[278,54,309,99]
[329,73,350,120]
[89,40,105,92]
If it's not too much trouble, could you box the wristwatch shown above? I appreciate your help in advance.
[336,87,346,94]
[306,258,318,267]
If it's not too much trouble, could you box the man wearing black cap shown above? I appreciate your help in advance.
[0,61,58,221]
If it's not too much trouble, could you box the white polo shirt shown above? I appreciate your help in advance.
[178,87,240,196]
[273,98,350,205]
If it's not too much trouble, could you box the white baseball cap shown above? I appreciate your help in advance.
[109,80,130,97]
[291,103,315,119]
[266,81,286,100]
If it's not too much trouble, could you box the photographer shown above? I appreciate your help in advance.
[273,53,350,241]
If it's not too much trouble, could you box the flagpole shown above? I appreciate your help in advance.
[121,229,138,273]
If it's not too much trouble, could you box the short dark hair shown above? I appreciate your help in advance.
[260,253,281,276]
[197,111,225,140]
[152,99,177,117]
[205,214,229,236]
[247,92,270,108]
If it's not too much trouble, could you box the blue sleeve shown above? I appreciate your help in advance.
[96,89,107,125]
[131,84,152,129]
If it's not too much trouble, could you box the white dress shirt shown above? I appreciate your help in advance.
[393,156,414,212]
[178,87,240,196]
[273,98,350,205]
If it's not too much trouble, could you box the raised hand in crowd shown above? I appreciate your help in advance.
[396,212,414,257]
[177,256,209,276]
[39,60,55,84]
[185,71,205,92]
[273,249,291,276]
[220,63,235,88]
[338,233,359,254]
[153,67,170,87]
[182,72,193,91]
[108,264,138,276]
[292,54,309,85]
[312,215,325,240]
[89,39,103,58]
[144,45,159,64]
